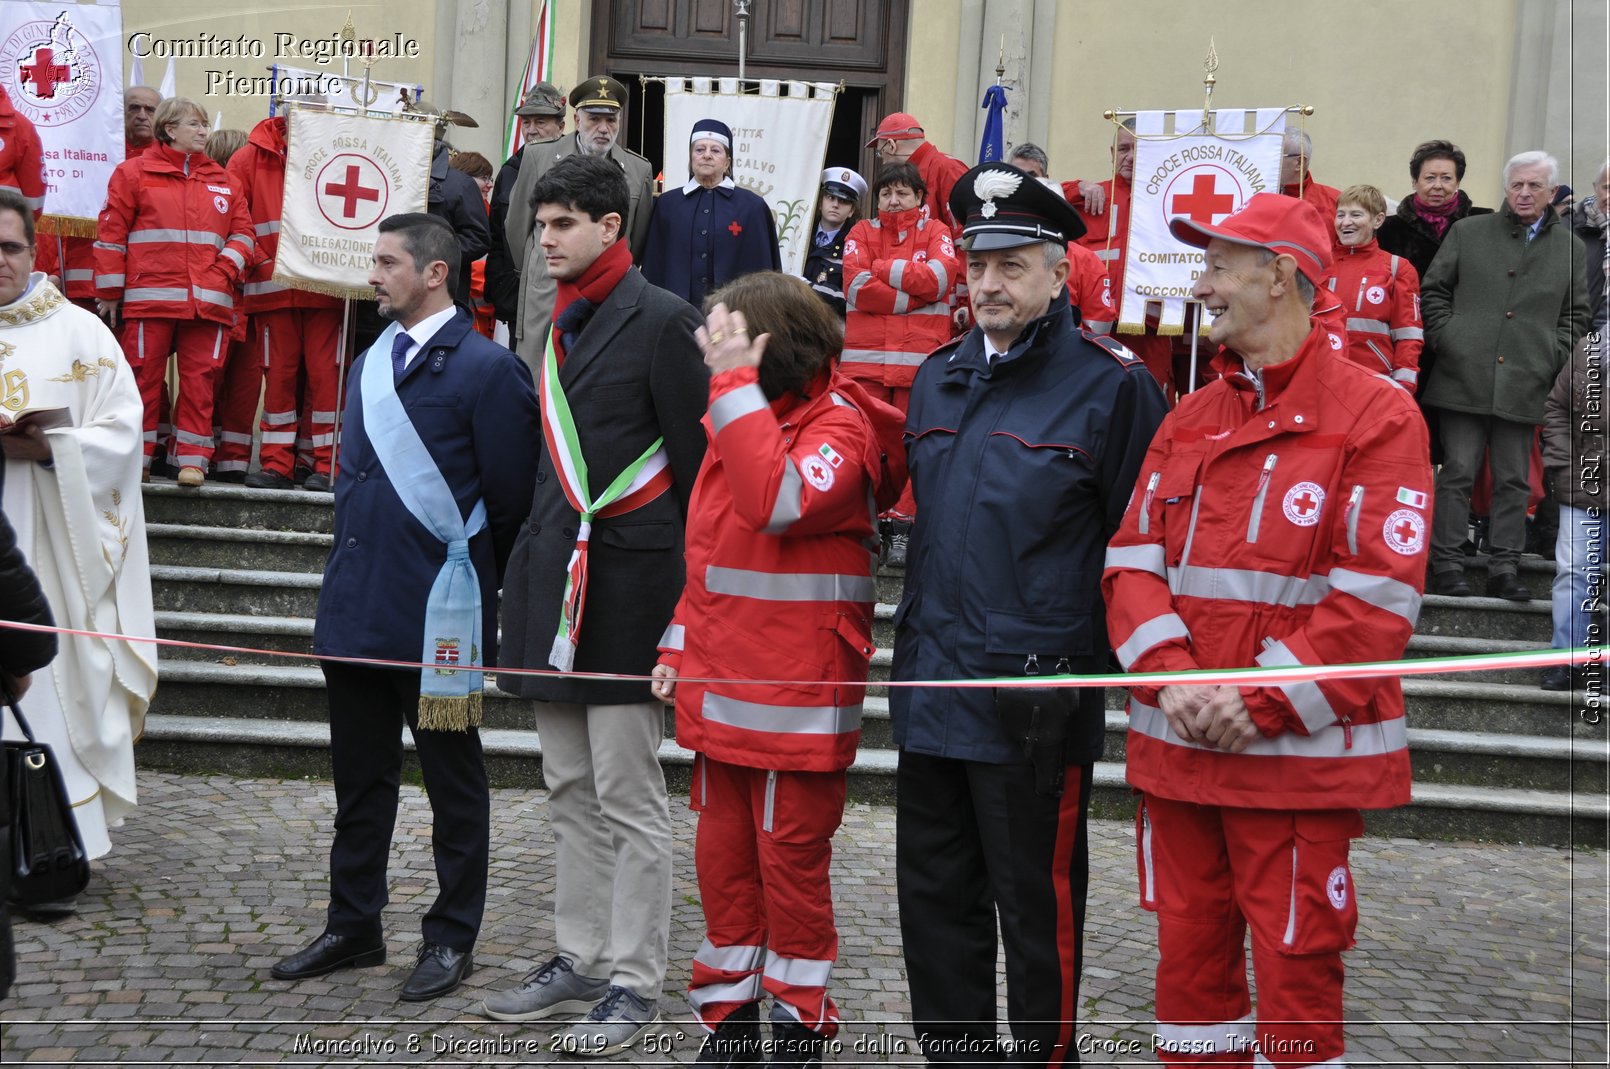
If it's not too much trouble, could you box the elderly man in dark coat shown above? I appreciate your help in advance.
[1422,150,1591,600]
[483,154,707,1056]
[642,118,781,308]
[271,214,540,1003]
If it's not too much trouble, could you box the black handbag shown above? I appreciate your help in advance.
[4,700,90,905]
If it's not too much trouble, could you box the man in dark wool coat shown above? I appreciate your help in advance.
[481,153,708,1056]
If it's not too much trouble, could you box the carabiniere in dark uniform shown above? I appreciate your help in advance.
[890,162,1168,1066]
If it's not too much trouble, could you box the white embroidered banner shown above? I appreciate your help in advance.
[0,0,123,230]
[1120,108,1285,333]
[274,106,433,298]
[662,79,835,275]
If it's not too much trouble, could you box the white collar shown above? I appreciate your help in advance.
[682,175,736,195]
[396,305,459,365]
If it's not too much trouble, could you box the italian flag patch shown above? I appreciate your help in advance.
[1396,487,1428,508]
[819,443,844,468]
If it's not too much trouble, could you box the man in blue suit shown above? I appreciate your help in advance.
[269,213,540,1002]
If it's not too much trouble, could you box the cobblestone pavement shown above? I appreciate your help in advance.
[1,771,1605,1067]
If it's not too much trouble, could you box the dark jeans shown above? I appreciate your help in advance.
[1432,409,1535,576]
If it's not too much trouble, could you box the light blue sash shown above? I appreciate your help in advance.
[360,321,488,730]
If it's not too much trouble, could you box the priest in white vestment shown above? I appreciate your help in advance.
[0,193,156,867]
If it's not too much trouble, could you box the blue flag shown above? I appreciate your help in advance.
[979,85,1009,163]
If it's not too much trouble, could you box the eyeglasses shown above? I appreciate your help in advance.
[0,241,34,256]
[174,119,209,130]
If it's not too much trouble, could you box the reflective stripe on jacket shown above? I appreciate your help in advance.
[1102,323,1431,811]
[95,143,254,325]
[661,364,900,772]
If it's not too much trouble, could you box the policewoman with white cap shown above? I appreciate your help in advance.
[642,118,780,308]
[800,166,866,318]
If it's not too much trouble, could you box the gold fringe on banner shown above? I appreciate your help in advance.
[270,270,376,302]
[39,215,97,239]
[1155,322,1186,337]
[1116,322,1146,334]
[417,690,483,732]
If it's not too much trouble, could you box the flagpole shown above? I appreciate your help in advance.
[1187,39,1219,394]
[735,0,750,82]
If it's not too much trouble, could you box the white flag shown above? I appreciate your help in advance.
[275,107,433,298]
[663,80,834,276]
[0,1,124,230]
[1120,109,1283,333]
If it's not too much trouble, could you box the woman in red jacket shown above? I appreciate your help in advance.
[653,272,904,1068]
[840,162,958,562]
[95,97,253,485]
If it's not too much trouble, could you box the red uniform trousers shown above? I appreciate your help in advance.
[254,307,343,478]
[1138,794,1363,1068]
[212,334,261,477]
[120,318,229,471]
[839,377,916,520]
[686,755,846,1038]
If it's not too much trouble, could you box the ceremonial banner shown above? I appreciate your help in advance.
[662,79,835,276]
[274,106,433,298]
[505,0,553,157]
[1120,108,1286,333]
[0,0,123,234]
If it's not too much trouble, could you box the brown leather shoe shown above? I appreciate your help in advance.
[176,466,205,487]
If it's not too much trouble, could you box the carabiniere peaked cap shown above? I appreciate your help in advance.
[948,163,1088,251]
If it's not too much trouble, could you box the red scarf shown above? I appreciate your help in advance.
[1411,193,1460,239]
[550,238,633,363]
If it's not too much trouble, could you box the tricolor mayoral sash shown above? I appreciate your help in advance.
[540,328,674,672]
[361,322,487,729]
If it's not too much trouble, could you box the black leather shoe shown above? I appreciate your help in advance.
[1486,572,1532,602]
[245,469,294,490]
[695,1001,763,1066]
[1540,665,1572,691]
[400,942,473,1002]
[212,470,247,484]
[302,472,333,493]
[270,932,385,980]
[1429,570,1472,597]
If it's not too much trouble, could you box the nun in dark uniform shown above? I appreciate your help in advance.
[642,118,780,308]
[801,166,866,319]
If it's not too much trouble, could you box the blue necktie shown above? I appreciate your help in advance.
[391,331,412,380]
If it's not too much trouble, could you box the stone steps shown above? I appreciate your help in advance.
[134,484,1607,847]
[133,712,1608,848]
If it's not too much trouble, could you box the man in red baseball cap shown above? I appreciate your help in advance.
[867,111,967,228]
[1103,192,1433,1068]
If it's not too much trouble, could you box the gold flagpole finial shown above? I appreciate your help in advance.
[1201,38,1219,131]
[340,11,356,43]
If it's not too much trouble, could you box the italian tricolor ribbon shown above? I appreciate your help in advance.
[540,329,674,671]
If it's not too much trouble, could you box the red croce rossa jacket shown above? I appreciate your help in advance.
[1102,322,1432,811]
[660,362,908,772]
[1322,238,1424,390]
[95,142,254,325]
[841,207,958,387]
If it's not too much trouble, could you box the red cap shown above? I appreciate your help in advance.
[1168,192,1333,284]
[866,112,924,147]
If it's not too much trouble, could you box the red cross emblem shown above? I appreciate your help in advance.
[1382,508,1425,556]
[727,220,744,237]
[18,46,68,100]
[1282,481,1325,527]
[1170,172,1236,225]
[315,154,390,231]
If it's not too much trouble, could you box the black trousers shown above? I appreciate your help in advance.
[322,663,489,952]
[896,750,1093,1067]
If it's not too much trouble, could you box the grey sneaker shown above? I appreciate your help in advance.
[478,954,609,1022]
[556,984,660,1056]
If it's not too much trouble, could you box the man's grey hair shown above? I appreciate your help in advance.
[1042,240,1068,269]
[1593,156,1609,187]
[1009,142,1050,174]
[1504,150,1559,188]
[1282,127,1313,161]
[1256,247,1315,305]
